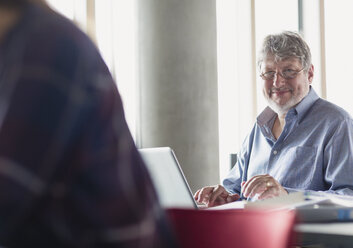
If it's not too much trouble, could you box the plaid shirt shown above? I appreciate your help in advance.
[0,3,174,247]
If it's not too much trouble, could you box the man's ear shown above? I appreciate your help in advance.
[308,64,314,84]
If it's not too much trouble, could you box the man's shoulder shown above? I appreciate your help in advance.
[313,98,352,121]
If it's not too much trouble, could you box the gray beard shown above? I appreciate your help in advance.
[263,87,310,116]
[265,93,304,116]
[267,99,295,115]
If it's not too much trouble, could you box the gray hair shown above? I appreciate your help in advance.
[257,31,312,71]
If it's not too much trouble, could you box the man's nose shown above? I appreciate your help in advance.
[273,72,286,87]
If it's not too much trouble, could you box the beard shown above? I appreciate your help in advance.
[263,87,308,115]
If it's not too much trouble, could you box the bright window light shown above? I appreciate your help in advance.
[45,0,138,140]
[95,0,138,140]
[254,0,299,114]
[217,1,239,180]
[325,0,353,116]
[46,0,75,20]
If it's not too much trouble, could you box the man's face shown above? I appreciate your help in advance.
[261,56,314,115]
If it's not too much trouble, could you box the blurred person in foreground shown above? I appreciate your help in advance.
[0,0,174,247]
[195,31,353,207]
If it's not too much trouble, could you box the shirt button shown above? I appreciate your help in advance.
[273,150,278,155]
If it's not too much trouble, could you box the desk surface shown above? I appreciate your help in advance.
[296,222,353,236]
[295,223,353,247]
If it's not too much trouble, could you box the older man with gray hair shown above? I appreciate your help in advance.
[195,31,353,207]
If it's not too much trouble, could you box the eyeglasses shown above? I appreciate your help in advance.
[260,67,305,80]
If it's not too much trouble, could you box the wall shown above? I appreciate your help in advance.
[138,0,219,192]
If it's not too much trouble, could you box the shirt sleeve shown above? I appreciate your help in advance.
[323,117,353,195]
[222,126,256,195]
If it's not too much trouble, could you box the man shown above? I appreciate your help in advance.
[0,0,174,247]
[195,31,353,207]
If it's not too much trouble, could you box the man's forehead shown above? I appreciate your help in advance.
[262,56,301,68]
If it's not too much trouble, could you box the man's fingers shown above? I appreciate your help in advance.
[258,183,288,200]
[208,185,228,207]
[193,189,201,202]
[194,185,239,207]
[195,185,226,205]
[258,186,277,200]
[197,187,214,204]
[242,174,267,196]
[242,177,263,197]
[241,176,258,194]
[248,180,268,198]
[226,193,240,203]
[242,174,288,201]
[242,174,275,198]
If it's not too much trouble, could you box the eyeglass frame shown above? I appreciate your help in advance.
[260,67,305,81]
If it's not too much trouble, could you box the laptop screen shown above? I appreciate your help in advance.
[139,147,197,209]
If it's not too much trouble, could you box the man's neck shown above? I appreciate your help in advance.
[277,113,286,127]
[0,7,21,44]
[272,113,286,140]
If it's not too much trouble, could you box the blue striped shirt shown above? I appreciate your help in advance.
[223,87,353,196]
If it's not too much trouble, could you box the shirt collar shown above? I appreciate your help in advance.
[294,86,320,123]
[257,86,320,127]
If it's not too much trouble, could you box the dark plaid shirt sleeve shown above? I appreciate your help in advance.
[0,4,174,248]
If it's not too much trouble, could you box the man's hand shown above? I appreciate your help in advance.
[241,174,287,200]
[194,184,240,207]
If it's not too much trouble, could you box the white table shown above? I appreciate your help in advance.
[295,223,353,247]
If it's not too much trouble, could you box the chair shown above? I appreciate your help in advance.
[230,153,237,170]
[166,208,295,248]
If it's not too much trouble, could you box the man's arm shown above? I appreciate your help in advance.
[194,129,259,206]
[222,126,258,196]
[322,118,353,195]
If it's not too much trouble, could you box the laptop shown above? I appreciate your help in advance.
[139,147,198,208]
[139,147,353,221]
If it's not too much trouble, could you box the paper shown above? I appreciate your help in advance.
[207,200,245,210]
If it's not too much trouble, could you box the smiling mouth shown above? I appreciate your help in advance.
[270,88,292,95]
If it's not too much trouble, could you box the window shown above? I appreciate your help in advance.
[254,0,299,113]
[46,0,138,140]
[95,0,138,140]
[217,0,300,180]
[325,0,353,115]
